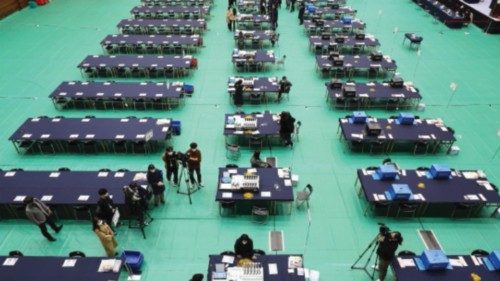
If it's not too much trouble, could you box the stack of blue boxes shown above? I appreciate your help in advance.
[386,184,412,200]
[397,112,415,125]
[429,164,451,179]
[376,164,398,180]
[419,250,450,270]
[351,111,367,124]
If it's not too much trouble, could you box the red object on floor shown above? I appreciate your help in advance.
[36,0,49,5]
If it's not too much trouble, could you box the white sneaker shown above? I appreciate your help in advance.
[198,182,204,187]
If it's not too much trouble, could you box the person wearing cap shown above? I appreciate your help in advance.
[234,234,254,259]
[24,196,63,241]
[97,188,116,230]
[147,164,165,206]
[162,146,179,187]
[186,142,203,187]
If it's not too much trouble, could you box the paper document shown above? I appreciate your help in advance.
[13,195,26,202]
[222,192,233,199]
[397,258,416,268]
[227,169,237,174]
[41,195,53,202]
[221,255,234,264]
[114,172,125,178]
[284,179,292,186]
[78,195,89,201]
[62,259,77,267]
[219,183,232,190]
[3,258,18,266]
[268,263,278,275]
[49,172,60,178]
[98,172,109,177]
[261,191,271,197]
[132,173,147,181]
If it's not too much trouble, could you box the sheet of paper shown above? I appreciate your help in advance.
[471,255,480,266]
[13,195,26,202]
[247,168,257,173]
[41,195,53,202]
[478,193,486,201]
[114,172,125,178]
[284,179,292,186]
[227,169,237,174]
[3,258,18,266]
[98,172,109,177]
[221,255,234,264]
[268,263,278,275]
[5,171,16,177]
[261,191,271,197]
[62,259,77,267]
[219,183,232,190]
[49,172,60,178]
[132,173,147,181]
[222,192,232,198]
[78,195,89,201]
[465,194,479,200]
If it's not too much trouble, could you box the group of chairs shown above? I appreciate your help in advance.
[120,24,203,36]
[133,11,206,20]
[306,24,364,36]
[82,63,194,79]
[103,42,200,55]
[319,63,396,79]
[143,0,211,6]
[53,95,182,111]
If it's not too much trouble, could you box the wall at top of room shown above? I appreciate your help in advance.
[0,0,28,20]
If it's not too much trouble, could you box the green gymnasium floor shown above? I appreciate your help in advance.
[0,0,499,280]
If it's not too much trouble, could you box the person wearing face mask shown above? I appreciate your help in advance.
[96,188,117,231]
[162,146,179,187]
[234,234,254,259]
[147,164,165,206]
[93,215,118,257]
[186,142,203,187]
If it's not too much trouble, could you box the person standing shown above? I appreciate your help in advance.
[376,231,403,281]
[162,147,179,187]
[147,164,165,206]
[186,142,203,187]
[226,7,236,32]
[24,196,63,241]
[290,0,296,12]
[279,111,296,147]
[97,188,117,230]
[234,234,254,259]
[278,76,292,101]
[233,79,244,111]
[93,216,118,257]
[298,2,305,25]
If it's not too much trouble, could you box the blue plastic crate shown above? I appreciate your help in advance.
[121,250,144,273]
[376,165,398,181]
[306,4,316,13]
[386,184,412,200]
[351,111,367,124]
[397,112,415,125]
[420,250,449,270]
[341,16,352,24]
[182,84,194,94]
[488,250,500,270]
[430,164,451,179]
[171,120,181,135]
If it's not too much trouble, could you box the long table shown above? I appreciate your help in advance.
[228,76,280,103]
[304,19,365,35]
[142,0,211,6]
[223,111,281,146]
[49,81,186,110]
[232,50,276,71]
[309,34,379,54]
[304,6,357,19]
[236,14,271,30]
[78,55,195,78]
[208,255,305,281]
[393,255,500,280]
[316,54,396,77]
[131,5,210,19]
[9,117,171,154]
[0,170,144,219]
[237,0,260,13]
[101,34,202,54]
[118,18,206,35]
[299,0,347,7]
[0,256,122,281]
[338,117,455,153]
[357,169,500,216]
[412,0,465,28]
[234,30,278,48]
[325,81,422,109]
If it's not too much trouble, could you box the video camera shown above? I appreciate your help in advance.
[379,223,390,235]
[176,151,188,168]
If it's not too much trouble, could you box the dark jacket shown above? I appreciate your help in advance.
[186,149,202,169]
[147,169,165,195]
[234,237,254,258]
[279,114,296,135]
[97,196,115,222]
[377,235,400,261]
[25,198,51,225]
[234,83,244,106]
[279,79,292,93]
[162,151,178,169]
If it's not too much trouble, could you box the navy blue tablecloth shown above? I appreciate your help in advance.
[78,55,193,69]
[143,0,209,6]
[131,5,209,15]
[316,55,396,70]
[228,77,279,93]
[304,6,356,17]
[393,255,500,281]
[358,169,500,204]
[302,0,347,7]
[0,256,121,281]
[216,168,294,202]
[49,81,183,100]
[413,0,465,28]
[340,118,455,142]
[208,255,305,281]
[0,170,144,205]
[117,18,206,28]
[232,50,276,63]
[237,14,270,23]
[101,34,201,46]
[223,112,280,136]
[304,19,365,30]
[10,117,170,141]
[309,35,379,48]
[234,30,276,41]
[326,82,421,100]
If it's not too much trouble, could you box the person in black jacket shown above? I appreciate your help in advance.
[279,111,296,147]
[250,151,271,168]
[298,2,305,25]
[147,164,165,206]
[376,231,403,281]
[233,79,244,111]
[162,147,179,187]
[97,188,117,231]
[278,76,292,101]
[234,234,254,259]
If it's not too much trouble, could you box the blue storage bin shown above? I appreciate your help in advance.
[121,250,144,273]
[386,184,412,200]
[376,164,398,180]
[351,111,367,124]
[420,250,449,270]
[306,4,316,13]
[171,120,181,135]
[182,84,194,94]
[398,112,415,125]
[488,250,500,270]
[342,16,352,24]
[430,164,451,179]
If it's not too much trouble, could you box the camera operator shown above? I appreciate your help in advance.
[162,146,179,187]
[123,182,149,226]
[376,226,403,281]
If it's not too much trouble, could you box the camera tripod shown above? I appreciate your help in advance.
[351,234,380,280]
[128,206,153,239]
[177,164,202,204]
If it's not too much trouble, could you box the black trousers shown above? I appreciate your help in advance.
[188,167,202,184]
[38,216,58,240]
[166,165,179,184]
[227,21,235,31]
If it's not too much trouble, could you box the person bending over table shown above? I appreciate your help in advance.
[279,111,296,147]
[234,234,254,259]
[250,150,272,168]
[376,230,403,281]
[24,196,63,241]
[147,164,165,206]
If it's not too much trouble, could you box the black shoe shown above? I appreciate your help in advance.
[55,225,63,233]
[48,237,56,242]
